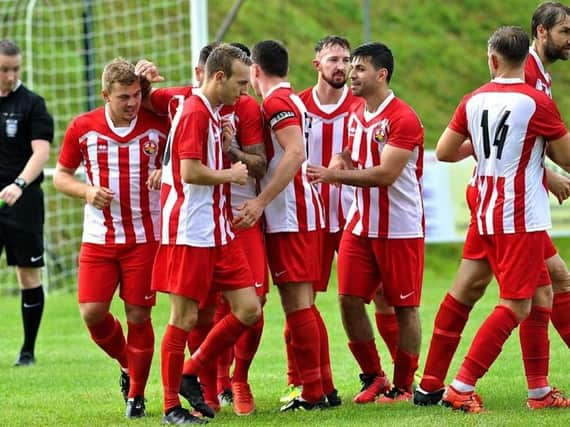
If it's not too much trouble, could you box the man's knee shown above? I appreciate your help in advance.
[547,255,570,293]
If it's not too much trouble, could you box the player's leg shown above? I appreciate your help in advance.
[338,232,390,404]
[546,242,570,347]
[214,297,233,404]
[152,244,213,423]
[78,242,129,405]
[415,223,492,405]
[376,238,423,403]
[119,242,157,418]
[373,291,398,363]
[231,225,269,415]
[443,232,543,413]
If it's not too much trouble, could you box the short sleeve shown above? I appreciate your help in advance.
[177,109,210,160]
[533,96,567,141]
[388,110,424,151]
[235,96,263,147]
[263,95,301,131]
[58,119,83,169]
[29,96,54,143]
[448,96,470,137]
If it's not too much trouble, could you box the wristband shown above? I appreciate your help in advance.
[14,177,27,190]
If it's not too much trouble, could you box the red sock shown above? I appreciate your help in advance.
[284,321,301,386]
[287,308,323,403]
[126,319,154,398]
[312,305,334,395]
[200,357,219,404]
[456,305,519,386]
[161,324,188,412]
[519,306,551,389]
[183,313,247,376]
[552,291,570,348]
[87,313,127,368]
[187,317,213,354]
[233,314,264,383]
[348,340,382,376]
[215,301,233,393]
[375,312,399,363]
[393,348,419,393]
[420,293,472,392]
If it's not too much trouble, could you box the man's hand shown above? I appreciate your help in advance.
[0,183,23,207]
[307,164,337,185]
[147,169,162,190]
[230,161,248,185]
[547,170,570,204]
[221,119,235,153]
[134,59,165,83]
[85,186,114,210]
[233,198,265,229]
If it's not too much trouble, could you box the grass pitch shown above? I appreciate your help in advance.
[1,241,570,426]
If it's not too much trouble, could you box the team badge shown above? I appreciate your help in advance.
[5,118,18,137]
[143,139,158,156]
[373,119,390,144]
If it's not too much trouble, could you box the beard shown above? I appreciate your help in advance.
[323,73,347,89]
[544,35,569,62]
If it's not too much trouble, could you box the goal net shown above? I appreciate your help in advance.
[0,0,192,293]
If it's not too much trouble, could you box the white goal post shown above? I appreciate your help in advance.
[0,0,199,292]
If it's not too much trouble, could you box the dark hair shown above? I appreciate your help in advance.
[531,2,570,38]
[0,39,21,56]
[205,44,252,80]
[230,42,251,57]
[351,42,394,82]
[314,35,351,53]
[488,26,529,65]
[198,42,220,66]
[251,40,288,77]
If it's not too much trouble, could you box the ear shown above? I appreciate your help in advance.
[312,58,320,71]
[536,23,547,39]
[102,89,109,102]
[214,70,226,82]
[377,67,388,83]
[490,53,499,70]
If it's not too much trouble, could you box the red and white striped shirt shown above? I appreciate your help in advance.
[449,78,567,235]
[260,82,324,233]
[160,92,233,247]
[59,105,168,244]
[220,95,263,218]
[345,92,424,239]
[525,49,552,97]
[299,85,359,233]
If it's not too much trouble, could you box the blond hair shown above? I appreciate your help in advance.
[101,57,138,92]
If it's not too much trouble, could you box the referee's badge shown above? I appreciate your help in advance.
[5,118,18,137]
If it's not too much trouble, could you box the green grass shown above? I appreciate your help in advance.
[1,241,570,426]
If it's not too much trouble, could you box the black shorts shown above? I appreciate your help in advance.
[0,184,45,267]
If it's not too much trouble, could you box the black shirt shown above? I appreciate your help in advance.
[0,82,54,185]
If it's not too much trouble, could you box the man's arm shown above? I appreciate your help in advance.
[225,143,267,179]
[547,133,570,173]
[53,163,114,210]
[435,127,469,162]
[0,139,50,206]
[546,168,570,204]
[181,159,248,186]
[308,144,412,187]
[233,125,305,228]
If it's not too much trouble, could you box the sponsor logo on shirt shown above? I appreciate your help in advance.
[269,111,295,128]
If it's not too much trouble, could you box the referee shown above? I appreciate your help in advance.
[0,39,54,367]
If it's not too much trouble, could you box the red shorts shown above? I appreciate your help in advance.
[462,222,486,260]
[265,230,322,285]
[235,223,269,296]
[314,231,342,292]
[78,241,158,306]
[480,231,551,299]
[544,234,557,260]
[151,240,253,304]
[337,232,424,307]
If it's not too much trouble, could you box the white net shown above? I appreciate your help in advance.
[0,0,192,292]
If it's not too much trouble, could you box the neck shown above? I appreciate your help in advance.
[493,66,525,80]
[259,76,286,98]
[314,79,344,104]
[201,82,221,108]
[365,87,390,112]
[531,41,551,67]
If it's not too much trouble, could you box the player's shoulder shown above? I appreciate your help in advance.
[71,107,105,127]
[235,93,260,114]
[297,86,313,102]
